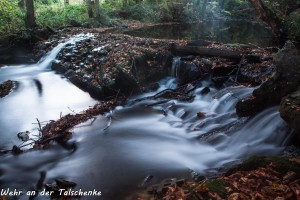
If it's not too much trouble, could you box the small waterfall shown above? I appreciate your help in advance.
[38,33,93,69]
[171,57,181,78]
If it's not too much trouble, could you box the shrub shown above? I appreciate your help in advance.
[0,0,25,34]
[286,11,300,40]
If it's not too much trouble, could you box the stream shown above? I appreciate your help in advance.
[0,33,291,199]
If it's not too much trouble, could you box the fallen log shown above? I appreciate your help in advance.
[171,45,243,60]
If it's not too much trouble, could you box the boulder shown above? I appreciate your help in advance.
[51,60,67,73]
[236,41,300,117]
[112,67,140,94]
[177,61,202,85]
[245,54,261,63]
[280,87,300,140]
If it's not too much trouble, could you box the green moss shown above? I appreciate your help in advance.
[227,156,300,175]
[286,11,300,41]
[204,179,228,198]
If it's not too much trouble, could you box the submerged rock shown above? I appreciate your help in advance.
[0,80,14,98]
[236,41,300,117]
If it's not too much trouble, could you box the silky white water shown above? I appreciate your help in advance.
[0,35,291,199]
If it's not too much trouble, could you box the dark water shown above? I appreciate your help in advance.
[0,34,290,200]
[122,20,273,47]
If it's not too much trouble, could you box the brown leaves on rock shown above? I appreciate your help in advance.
[0,80,14,98]
[154,157,300,200]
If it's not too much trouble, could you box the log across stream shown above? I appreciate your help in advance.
[0,34,291,199]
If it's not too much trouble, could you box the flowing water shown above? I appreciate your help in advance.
[0,34,291,199]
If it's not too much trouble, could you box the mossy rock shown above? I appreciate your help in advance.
[204,179,228,198]
[287,11,300,41]
[226,156,300,175]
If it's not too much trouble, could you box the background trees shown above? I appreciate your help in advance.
[25,0,36,29]
[0,0,299,40]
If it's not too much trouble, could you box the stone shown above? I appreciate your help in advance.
[212,65,238,77]
[177,61,202,85]
[161,51,173,72]
[280,87,300,139]
[236,41,300,117]
[112,67,139,94]
[87,83,104,99]
[63,53,74,61]
[201,87,210,95]
[245,54,261,63]
[197,112,206,119]
[274,40,300,81]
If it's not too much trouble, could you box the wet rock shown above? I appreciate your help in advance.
[201,87,210,95]
[245,54,261,63]
[112,67,139,94]
[55,179,77,188]
[17,131,30,142]
[197,112,206,119]
[68,75,88,91]
[237,67,261,85]
[0,80,14,98]
[161,51,173,72]
[12,145,22,155]
[87,84,103,99]
[40,42,52,50]
[132,56,149,77]
[212,65,238,77]
[65,69,76,78]
[236,41,300,117]
[51,60,67,73]
[201,58,212,68]
[212,76,229,88]
[177,61,202,85]
[280,87,300,139]
[63,53,74,61]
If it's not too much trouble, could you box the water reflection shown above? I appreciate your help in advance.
[122,20,273,47]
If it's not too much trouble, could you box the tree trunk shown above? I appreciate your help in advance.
[248,0,282,36]
[87,0,94,18]
[201,0,208,18]
[171,45,243,60]
[18,0,25,10]
[25,0,35,29]
[94,0,100,20]
[219,0,225,10]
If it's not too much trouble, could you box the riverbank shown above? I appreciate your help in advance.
[142,155,300,199]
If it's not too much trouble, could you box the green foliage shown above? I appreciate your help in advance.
[227,156,300,175]
[0,0,25,34]
[35,0,60,5]
[223,0,255,18]
[36,4,93,28]
[205,179,228,198]
[286,11,300,40]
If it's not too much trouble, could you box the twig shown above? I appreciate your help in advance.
[103,111,113,131]
[145,100,170,107]
[36,118,42,137]
[115,89,120,101]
